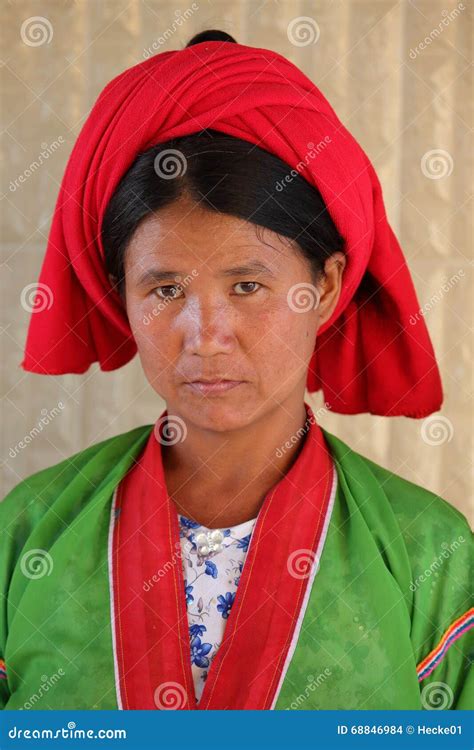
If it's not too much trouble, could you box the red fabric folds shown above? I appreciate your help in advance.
[20,40,443,417]
[111,402,335,709]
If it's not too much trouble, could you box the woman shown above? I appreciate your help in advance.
[1,30,471,711]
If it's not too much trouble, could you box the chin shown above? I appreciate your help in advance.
[171,390,260,433]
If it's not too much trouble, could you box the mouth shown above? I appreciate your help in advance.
[183,379,245,395]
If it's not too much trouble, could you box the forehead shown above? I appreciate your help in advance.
[124,199,298,273]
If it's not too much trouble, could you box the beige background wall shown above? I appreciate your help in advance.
[1,1,472,524]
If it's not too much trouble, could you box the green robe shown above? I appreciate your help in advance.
[0,424,472,710]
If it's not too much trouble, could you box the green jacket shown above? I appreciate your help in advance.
[0,425,471,709]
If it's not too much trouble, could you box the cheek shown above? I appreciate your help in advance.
[248,300,318,380]
[127,294,318,383]
[127,302,177,376]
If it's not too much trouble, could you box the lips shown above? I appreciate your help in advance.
[186,378,236,384]
[183,379,244,395]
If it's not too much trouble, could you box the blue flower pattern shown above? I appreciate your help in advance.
[205,560,218,579]
[217,592,235,619]
[184,580,194,605]
[179,513,257,703]
[236,534,251,552]
[190,635,213,668]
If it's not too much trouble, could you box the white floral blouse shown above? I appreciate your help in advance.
[178,513,257,703]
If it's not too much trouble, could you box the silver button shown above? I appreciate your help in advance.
[195,529,224,556]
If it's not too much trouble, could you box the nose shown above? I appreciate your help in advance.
[177,294,236,357]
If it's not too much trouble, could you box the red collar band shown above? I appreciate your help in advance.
[109,402,337,709]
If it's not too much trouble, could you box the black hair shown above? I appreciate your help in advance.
[183,29,237,47]
[102,30,345,299]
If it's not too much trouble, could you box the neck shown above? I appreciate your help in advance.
[161,397,311,528]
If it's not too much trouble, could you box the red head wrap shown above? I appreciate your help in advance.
[20,41,443,417]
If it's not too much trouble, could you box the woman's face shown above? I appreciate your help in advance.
[123,196,345,432]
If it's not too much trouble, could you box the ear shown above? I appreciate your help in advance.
[316,252,346,327]
[108,273,117,287]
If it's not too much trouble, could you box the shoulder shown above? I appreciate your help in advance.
[322,427,472,693]
[322,427,472,543]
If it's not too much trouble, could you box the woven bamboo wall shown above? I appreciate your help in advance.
[1,0,472,525]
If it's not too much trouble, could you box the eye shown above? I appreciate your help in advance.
[233,281,262,295]
[153,284,184,300]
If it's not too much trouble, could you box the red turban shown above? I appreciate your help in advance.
[20,41,443,418]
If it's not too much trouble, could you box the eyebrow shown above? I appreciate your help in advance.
[135,260,277,286]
